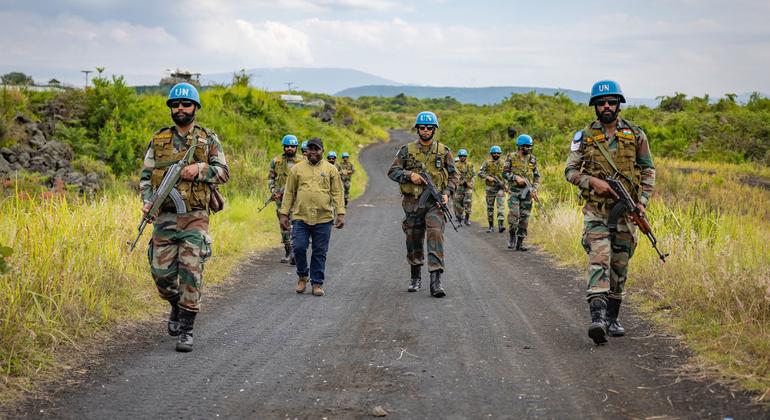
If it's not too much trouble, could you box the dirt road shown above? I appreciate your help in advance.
[21,131,766,419]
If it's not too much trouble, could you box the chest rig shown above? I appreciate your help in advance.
[150,126,211,211]
[400,140,448,197]
[579,123,641,206]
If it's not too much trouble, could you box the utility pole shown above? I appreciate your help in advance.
[81,70,93,88]
[285,81,294,93]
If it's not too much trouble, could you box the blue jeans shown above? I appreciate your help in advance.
[291,220,333,284]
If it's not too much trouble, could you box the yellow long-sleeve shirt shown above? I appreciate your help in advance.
[279,159,345,225]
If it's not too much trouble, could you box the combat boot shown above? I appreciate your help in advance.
[486,221,494,233]
[167,294,181,336]
[607,298,626,337]
[515,236,528,252]
[588,298,608,345]
[296,275,309,293]
[288,249,296,266]
[280,244,292,263]
[408,265,421,292]
[456,215,463,227]
[176,308,196,352]
[507,230,515,249]
[498,220,506,233]
[429,271,446,298]
[464,214,471,226]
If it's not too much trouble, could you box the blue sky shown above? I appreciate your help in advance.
[1,0,769,97]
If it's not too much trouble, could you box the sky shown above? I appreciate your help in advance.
[1,0,769,98]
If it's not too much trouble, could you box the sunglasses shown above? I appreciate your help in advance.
[595,99,619,106]
[417,125,436,131]
[169,100,195,109]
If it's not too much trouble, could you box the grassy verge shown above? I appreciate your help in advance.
[475,157,770,398]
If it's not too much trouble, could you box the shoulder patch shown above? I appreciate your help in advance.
[573,131,583,142]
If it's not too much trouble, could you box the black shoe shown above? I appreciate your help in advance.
[280,244,292,263]
[408,265,421,292]
[464,214,471,226]
[486,222,494,233]
[507,230,515,249]
[498,221,506,233]
[607,298,626,337]
[176,309,197,352]
[515,236,528,252]
[288,251,296,266]
[167,295,181,336]
[429,271,446,298]
[456,216,463,227]
[588,298,608,345]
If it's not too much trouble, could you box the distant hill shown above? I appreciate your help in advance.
[201,67,399,94]
[335,84,664,107]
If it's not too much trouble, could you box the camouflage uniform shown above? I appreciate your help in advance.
[564,118,655,302]
[453,159,475,221]
[388,140,458,273]
[503,151,540,239]
[139,125,230,312]
[338,160,355,208]
[268,152,305,251]
[477,156,506,228]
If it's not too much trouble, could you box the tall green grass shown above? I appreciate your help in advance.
[522,159,770,397]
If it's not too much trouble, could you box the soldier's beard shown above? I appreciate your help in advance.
[596,108,618,124]
[418,132,434,142]
[172,110,195,126]
[284,150,296,157]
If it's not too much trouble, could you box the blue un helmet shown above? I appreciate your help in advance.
[282,134,299,146]
[516,134,533,146]
[341,152,350,158]
[589,80,626,105]
[414,111,439,128]
[490,145,502,154]
[327,151,337,159]
[301,140,308,151]
[457,149,469,157]
[167,82,201,108]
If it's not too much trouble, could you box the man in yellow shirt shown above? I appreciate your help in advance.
[279,138,346,296]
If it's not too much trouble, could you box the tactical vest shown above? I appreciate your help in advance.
[579,124,641,206]
[273,154,305,191]
[150,126,211,211]
[483,157,505,186]
[399,140,448,197]
[507,153,537,185]
[339,162,354,180]
[455,161,474,184]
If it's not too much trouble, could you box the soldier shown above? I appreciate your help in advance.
[280,138,345,296]
[301,140,309,157]
[453,148,475,226]
[388,111,458,297]
[565,80,656,344]
[503,134,540,251]
[268,135,305,264]
[139,82,230,352]
[478,145,507,233]
[327,150,337,166]
[338,152,356,208]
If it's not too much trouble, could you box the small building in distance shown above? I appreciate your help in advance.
[280,94,304,106]
[159,69,200,87]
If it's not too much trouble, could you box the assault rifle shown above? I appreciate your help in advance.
[492,175,509,193]
[129,146,197,252]
[606,176,669,262]
[258,195,277,212]
[520,178,545,213]
[417,172,459,232]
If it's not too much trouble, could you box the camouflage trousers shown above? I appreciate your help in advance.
[507,188,533,237]
[148,210,212,312]
[342,180,351,207]
[580,206,638,302]
[401,194,446,272]
[453,184,473,218]
[485,188,506,224]
[275,199,291,246]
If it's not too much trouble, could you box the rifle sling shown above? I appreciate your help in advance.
[594,140,634,185]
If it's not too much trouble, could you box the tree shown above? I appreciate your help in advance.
[1,72,34,86]
[232,69,251,87]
